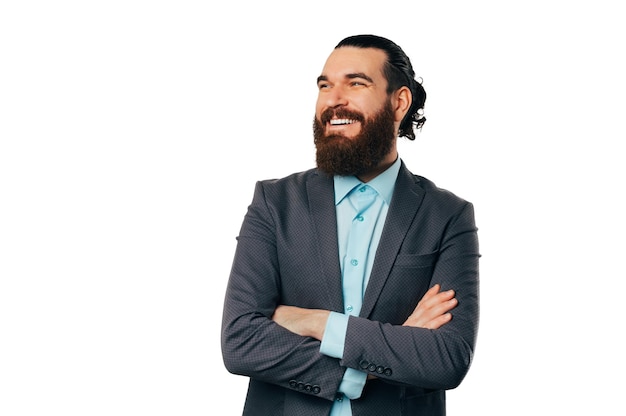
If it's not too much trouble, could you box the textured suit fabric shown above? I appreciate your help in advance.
[221,162,480,416]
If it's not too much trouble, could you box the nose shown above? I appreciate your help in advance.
[323,85,348,108]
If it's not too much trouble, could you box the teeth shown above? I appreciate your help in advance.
[330,119,355,125]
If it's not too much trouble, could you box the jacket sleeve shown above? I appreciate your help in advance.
[221,180,345,402]
[341,201,480,390]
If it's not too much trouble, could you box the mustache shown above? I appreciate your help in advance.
[319,108,365,125]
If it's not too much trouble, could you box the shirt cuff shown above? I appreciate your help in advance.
[320,311,349,359]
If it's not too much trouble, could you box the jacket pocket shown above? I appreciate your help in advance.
[394,251,438,268]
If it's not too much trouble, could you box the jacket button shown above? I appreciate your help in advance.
[312,385,321,394]
[384,368,393,376]
[289,380,297,388]
[297,382,305,390]
[376,365,385,374]
[305,384,312,392]
[359,360,370,370]
[368,363,377,372]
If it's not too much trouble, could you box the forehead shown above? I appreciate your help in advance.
[320,46,388,81]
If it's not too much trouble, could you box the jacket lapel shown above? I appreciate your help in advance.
[360,163,425,318]
[306,171,344,312]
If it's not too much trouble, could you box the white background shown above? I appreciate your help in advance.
[1,1,625,414]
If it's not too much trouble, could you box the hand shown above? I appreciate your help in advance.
[272,305,330,341]
[403,284,457,329]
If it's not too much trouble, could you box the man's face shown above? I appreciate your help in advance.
[315,47,391,139]
[313,47,397,177]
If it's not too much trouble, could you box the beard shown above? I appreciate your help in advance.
[313,101,396,177]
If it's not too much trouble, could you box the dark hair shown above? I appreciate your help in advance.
[335,34,426,140]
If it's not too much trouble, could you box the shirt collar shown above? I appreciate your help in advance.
[334,157,402,206]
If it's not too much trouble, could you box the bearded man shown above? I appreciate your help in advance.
[222,34,480,416]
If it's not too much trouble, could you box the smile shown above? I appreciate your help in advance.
[329,119,357,125]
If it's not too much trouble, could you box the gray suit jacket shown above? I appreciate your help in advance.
[222,162,480,415]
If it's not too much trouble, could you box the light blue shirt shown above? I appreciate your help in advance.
[319,157,401,416]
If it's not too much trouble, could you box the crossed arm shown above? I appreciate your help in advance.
[272,284,457,385]
[272,284,457,340]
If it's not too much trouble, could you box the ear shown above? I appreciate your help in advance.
[392,86,412,123]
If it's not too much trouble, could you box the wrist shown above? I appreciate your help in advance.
[308,310,330,341]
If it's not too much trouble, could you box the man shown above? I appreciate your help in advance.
[221,34,480,416]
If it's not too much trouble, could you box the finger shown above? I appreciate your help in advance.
[431,297,458,316]
[435,289,455,302]
[404,295,457,328]
[423,312,453,330]
[417,284,441,306]
[417,288,455,311]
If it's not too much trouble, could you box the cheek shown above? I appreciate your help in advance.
[315,99,324,117]
[314,108,326,123]
[362,97,384,115]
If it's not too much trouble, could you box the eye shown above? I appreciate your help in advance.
[318,82,330,90]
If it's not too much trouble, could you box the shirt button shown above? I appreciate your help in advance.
[359,187,367,192]
[350,259,358,266]
[356,215,364,222]
[346,305,353,312]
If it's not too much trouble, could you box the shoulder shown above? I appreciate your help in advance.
[400,163,473,211]
[258,168,319,188]
[252,168,330,202]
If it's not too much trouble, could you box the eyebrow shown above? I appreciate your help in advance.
[346,72,374,83]
[317,72,374,84]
